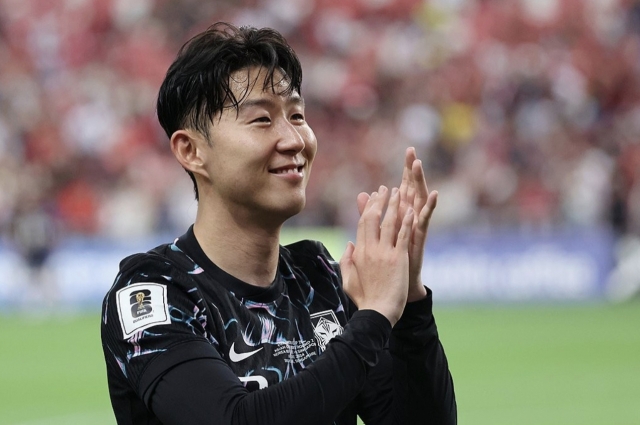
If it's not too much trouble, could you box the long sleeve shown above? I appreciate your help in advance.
[146,310,392,425]
[357,289,457,425]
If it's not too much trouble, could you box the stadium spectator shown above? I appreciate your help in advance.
[0,0,638,241]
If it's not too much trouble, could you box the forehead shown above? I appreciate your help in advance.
[228,66,296,103]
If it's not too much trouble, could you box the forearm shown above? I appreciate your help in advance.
[148,310,391,425]
[389,292,457,425]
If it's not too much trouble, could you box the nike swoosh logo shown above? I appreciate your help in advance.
[229,342,263,363]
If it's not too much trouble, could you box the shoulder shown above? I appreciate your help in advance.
[282,240,356,321]
[101,241,203,334]
[281,239,346,294]
[280,239,343,285]
[102,240,206,339]
[282,240,339,271]
[109,239,202,292]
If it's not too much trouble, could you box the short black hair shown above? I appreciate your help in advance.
[156,22,303,200]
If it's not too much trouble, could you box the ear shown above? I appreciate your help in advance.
[170,130,210,179]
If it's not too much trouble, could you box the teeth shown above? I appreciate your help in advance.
[274,167,301,174]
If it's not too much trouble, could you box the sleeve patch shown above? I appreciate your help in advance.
[116,282,171,339]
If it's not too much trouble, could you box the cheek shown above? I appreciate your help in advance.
[302,127,318,162]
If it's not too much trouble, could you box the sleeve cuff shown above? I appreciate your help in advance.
[335,309,392,367]
[394,286,434,331]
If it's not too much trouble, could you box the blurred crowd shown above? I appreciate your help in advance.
[1,0,640,258]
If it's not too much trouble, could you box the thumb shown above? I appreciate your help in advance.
[340,241,361,305]
[339,241,355,281]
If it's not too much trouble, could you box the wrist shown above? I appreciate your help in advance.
[407,282,427,303]
[359,300,405,327]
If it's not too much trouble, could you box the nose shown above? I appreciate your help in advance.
[275,119,305,154]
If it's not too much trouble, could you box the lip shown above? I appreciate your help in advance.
[268,164,305,180]
[268,163,304,174]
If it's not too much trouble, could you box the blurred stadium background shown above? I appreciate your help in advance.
[1,0,639,424]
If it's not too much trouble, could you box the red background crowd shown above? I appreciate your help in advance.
[1,0,639,247]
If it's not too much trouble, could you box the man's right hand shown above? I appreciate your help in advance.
[340,185,414,327]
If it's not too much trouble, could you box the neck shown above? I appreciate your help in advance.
[193,201,282,288]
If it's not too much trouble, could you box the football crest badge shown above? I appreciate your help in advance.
[310,310,343,352]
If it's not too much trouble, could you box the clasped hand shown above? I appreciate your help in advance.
[340,148,438,326]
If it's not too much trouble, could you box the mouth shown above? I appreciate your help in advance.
[269,164,304,175]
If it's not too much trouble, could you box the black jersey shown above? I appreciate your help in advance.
[101,226,456,425]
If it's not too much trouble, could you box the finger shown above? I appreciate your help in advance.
[413,190,438,246]
[416,190,437,228]
[411,160,430,230]
[396,207,414,251]
[412,158,429,204]
[364,186,388,242]
[339,240,355,284]
[407,182,416,217]
[406,160,418,214]
[407,147,418,188]
[380,187,400,245]
[424,190,438,220]
[398,148,414,228]
[356,193,377,247]
[406,147,417,169]
[340,241,361,304]
[340,240,355,267]
[399,148,415,203]
[356,192,369,216]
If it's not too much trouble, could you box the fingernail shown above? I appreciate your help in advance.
[379,185,386,193]
[392,187,398,196]
[371,192,378,199]
[407,207,414,215]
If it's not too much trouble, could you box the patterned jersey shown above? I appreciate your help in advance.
[101,226,457,425]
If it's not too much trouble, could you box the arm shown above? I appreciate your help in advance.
[147,310,391,425]
[391,149,456,422]
[390,293,456,425]
[355,294,456,425]
[349,148,456,424]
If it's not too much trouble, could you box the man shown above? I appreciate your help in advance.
[101,22,456,425]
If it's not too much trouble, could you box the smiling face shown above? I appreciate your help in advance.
[194,66,317,226]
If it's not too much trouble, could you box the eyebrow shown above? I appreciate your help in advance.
[238,94,305,113]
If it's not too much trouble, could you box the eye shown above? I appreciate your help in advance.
[291,113,305,122]
[252,116,271,124]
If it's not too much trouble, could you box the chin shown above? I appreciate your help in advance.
[250,193,306,225]
[282,199,306,219]
[274,195,306,221]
